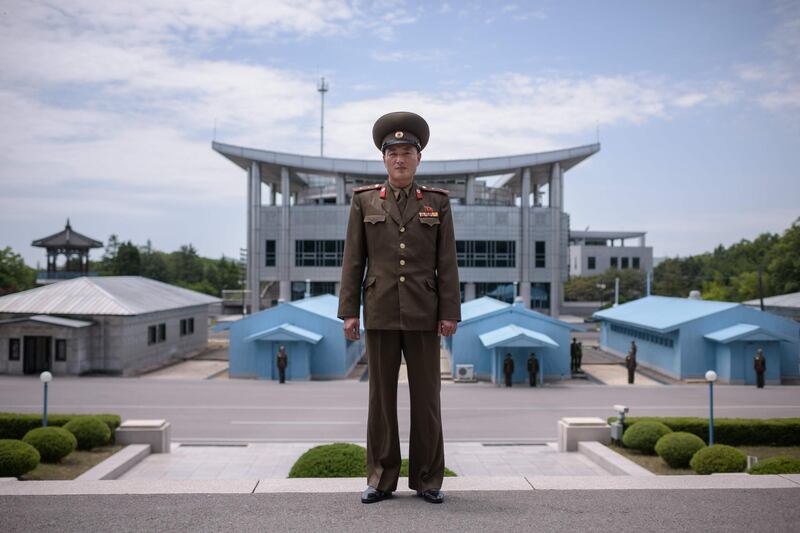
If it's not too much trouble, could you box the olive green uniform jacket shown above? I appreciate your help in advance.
[337,180,461,330]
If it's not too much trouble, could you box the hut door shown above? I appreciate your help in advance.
[23,336,52,374]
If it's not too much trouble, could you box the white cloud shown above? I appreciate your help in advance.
[673,93,708,108]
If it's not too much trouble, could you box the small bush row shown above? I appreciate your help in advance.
[0,413,120,440]
[288,443,456,478]
[609,416,800,446]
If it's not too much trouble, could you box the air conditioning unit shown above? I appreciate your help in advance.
[454,364,475,382]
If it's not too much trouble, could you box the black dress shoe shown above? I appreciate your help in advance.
[416,489,444,504]
[361,486,392,504]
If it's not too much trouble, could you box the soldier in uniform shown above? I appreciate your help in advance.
[754,348,766,388]
[338,112,460,505]
[503,353,515,387]
[276,345,288,384]
[626,340,637,384]
[570,338,578,374]
[576,341,583,372]
[528,352,539,387]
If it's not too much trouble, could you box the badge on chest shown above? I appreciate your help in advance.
[419,205,439,219]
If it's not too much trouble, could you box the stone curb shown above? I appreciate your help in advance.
[76,444,151,481]
[578,441,654,477]
[1,475,797,495]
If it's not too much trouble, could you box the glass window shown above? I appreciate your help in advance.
[188,318,194,334]
[265,240,276,267]
[622,257,629,269]
[148,326,157,345]
[294,240,345,267]
[158,323,166,342]
[455,241,516,268]
[55,339,67,362]
[588,256,596,270]
[535,241,546,268]
[9,338,20,361]
[610,257,618,269]
[180,319,187,336]
[632,257,640,269]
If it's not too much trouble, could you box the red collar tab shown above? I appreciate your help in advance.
[416,188,423,200]
[379,186,386,199]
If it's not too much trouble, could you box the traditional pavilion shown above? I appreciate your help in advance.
[32,220,103,284]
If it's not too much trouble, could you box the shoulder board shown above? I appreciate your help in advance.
[352,183,382,193]
[420,185,449,195]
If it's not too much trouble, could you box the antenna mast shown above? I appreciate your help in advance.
[317,77,329,156]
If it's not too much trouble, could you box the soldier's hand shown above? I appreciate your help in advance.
[343,318,360,341]
[438,319,457,337]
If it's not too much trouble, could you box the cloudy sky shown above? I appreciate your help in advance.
[1,0,798,267]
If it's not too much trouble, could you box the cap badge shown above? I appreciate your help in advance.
[394,131,404,139]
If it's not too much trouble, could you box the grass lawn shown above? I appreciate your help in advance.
[606,443,800,475]
[21,445,123,480]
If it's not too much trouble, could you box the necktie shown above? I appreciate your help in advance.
[397,189,408,214]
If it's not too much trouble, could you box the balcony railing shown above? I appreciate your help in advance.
[36,271,99,282]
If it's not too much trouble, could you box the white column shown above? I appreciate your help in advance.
[464,282,476,301]
[248,162,262,314]
[549,162,562,317]
[519,168,531,307]
[336,174,346,205]
[279,166,291,302]
[465,174,475,205]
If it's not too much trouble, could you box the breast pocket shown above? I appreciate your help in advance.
[364,214,386,224]
[419,217,440,227]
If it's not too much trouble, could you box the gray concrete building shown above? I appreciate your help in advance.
[569,230,653,277]
[213,141,601,316]
[0,276,219,376]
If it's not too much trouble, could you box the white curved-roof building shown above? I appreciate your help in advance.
[213,141,601,316]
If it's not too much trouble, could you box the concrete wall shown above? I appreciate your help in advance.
[0,321,94,376]
[569,244,654,277]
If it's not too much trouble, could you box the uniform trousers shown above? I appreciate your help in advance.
[365,329,444,493]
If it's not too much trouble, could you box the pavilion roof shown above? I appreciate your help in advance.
[31,220,103,249]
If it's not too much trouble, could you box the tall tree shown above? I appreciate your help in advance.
[114,241,141,275]
[0,247,36,295]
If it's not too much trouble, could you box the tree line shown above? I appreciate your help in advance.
[566,217,799,304]
[0,237,243,297]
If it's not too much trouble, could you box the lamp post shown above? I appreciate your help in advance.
[705,370,717,445]
[596,283,606,308]
[40,371,52,427]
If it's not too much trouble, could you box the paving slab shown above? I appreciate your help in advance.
[0,479,258,496]
[581,363,661,386]
[526,474,799,490]
[140,360,228,380]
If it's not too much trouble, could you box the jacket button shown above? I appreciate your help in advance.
[400,260,405,266]
[400,243,406,249]
[400,227,405,232]
[400,276,406,282]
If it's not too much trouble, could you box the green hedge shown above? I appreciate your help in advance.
[748,456,800,475]
[608,417,800,447]
[622,421,672,454]
[654,432,707,468]
[288,443,457,478]
[0,439,40,478]
[22,427,77,463]
[63,417,111,451]
[0,413,120,440]
[690,444,747,475]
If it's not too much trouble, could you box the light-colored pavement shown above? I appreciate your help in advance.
[581,364,662,386]
[118,441,608,480]
[141,360,229,380]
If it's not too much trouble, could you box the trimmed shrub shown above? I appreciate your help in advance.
[748,456,800,475]
[0,413,121,440]
[22,427,77,463]
[289,443,366,478]
[654,432,706,468]
[622,421,673,454]
[288,443,459,478]
[690,444,747,475]
[607,416,800,447]
[0,439,40,478]
[63,416,111,451]
[400,459,457,477]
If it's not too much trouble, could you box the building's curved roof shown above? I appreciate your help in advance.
[212,141,600,181]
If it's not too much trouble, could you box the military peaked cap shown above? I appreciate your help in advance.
[372,111,430,152]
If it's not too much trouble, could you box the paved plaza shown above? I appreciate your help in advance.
[118,441,608,481]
